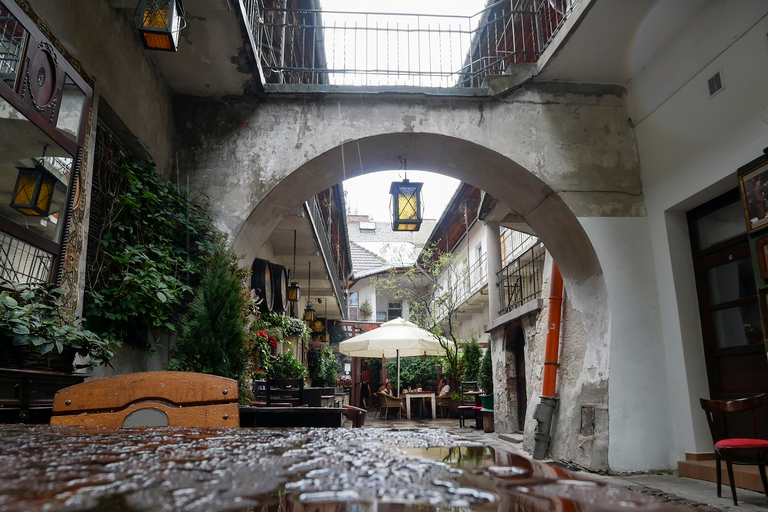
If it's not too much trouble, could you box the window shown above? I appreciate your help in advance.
[348,291,358,320]
[388,301,402,320]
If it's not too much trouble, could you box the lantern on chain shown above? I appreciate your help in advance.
[288,230,302,304]
[303,261,316,323]
[135,0,186,52]
[389,177,423,232]
[10,156,59,217]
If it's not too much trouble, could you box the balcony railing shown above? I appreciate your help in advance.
[239,0,579,88]
[497,241,545,316]
[305,196,348,316]
[433,251,488,320]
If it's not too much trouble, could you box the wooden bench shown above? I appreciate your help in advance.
[50,371,239,428]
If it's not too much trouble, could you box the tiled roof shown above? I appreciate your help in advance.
[347,221,416,243]
[349,241,385,273]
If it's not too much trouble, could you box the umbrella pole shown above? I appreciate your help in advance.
[397,349,401,398]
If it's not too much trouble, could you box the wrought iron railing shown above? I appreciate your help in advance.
[0,10,25,80]
[497,241,545,316]
[433,251,487,320]
[305,196,348,316]
[239,0,579,88]
[0,231,53,285]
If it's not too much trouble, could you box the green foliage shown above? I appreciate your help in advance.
[167,246,252,401]
[385,356,440,389]
[85,156,220,344]
[462,337,482,383]
[267,352,308,380]
[307,341,339,386]
[479,339,493,395]
[253,312,310,344]
[0,281,119,369]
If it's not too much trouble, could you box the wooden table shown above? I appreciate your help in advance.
[404,391,436,419]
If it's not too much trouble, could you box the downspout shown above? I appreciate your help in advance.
[533,260,563,460]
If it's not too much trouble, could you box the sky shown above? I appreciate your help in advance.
[343,170,459,223]
[322,1,483,223]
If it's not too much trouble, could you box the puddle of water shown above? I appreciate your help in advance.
[0,425,695,512]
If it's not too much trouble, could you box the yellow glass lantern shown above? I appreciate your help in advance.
[390,178,423,231]
[135,0,186,52]
[10,162,58,217]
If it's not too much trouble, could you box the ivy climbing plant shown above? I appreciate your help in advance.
[85,156,220,345]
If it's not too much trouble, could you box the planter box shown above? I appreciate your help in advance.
[480,393,494,411]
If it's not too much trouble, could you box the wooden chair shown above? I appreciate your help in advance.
[266,378,304,407]
[700,394,768,505]
[376,392,402,420]
[458,381,478,428]
[50,371,239,428]
[436,396,450,418]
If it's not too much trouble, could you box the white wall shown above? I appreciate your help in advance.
[628,1,768,458]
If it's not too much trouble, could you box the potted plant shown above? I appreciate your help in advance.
[359,299,373,319]
[478,340,494,432]
[0,280,118,372]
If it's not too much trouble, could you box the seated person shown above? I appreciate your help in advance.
[438,378,451,397]
[381,381,394,395]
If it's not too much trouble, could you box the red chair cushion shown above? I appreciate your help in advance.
[715,438,768,448]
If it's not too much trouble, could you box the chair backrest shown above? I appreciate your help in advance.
[50,371,240,428]
[461,381,478,394]
[700,394,766,442]
[377,392,400,406]
[266,378,304,406]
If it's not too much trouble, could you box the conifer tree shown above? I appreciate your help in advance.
[168,246,250,397]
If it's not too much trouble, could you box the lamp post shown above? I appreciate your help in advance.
[135,0,186,52]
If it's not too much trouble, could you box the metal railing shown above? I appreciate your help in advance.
[0,231,53,285]
[305,196,348,316]
[497,241,545,316]
[242,0,579,88]
[0,10,25,80]
[433,251,488,320]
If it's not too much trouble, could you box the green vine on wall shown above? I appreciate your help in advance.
[85,156,220,345]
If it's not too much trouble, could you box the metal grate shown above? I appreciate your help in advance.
[497,241,545,316]
[246,0,579,88]
[0,231,53,284]
[85,122,124,292]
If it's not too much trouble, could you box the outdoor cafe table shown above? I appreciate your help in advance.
[0,424,702,512]
[404,391,436,419]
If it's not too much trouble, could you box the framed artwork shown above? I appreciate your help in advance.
[757,237,768,279]
[738,159,768,233]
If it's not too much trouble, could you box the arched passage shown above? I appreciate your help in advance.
[233,132,603,287]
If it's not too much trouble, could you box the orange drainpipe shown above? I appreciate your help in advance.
[533,260,564,460]
[542,261,563,398]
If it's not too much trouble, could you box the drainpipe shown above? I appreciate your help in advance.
[533,260,563,460]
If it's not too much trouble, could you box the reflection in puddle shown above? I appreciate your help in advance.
[0,425,695,512]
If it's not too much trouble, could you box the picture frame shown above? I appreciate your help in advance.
[738,158,768,233]
[757,237,768,280]
[758,287,768,342]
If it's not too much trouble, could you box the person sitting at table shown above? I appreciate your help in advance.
[437,378,451,397]
[381,381,394,395]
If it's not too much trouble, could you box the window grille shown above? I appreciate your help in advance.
[0,231,53,284]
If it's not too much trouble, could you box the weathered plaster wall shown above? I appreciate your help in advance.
[25,0,175,175]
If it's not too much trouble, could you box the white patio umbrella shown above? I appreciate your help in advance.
[339,317,444,396]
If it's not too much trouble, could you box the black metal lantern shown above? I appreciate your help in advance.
[303,261,315,322]
[10,161,58,217]
[135,0,186,52]
[288,230,301,304]
[390,178,423,231]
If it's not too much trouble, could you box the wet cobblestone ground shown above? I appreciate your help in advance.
[0,422,712,512]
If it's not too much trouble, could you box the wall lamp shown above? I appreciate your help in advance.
[135,0,186,52]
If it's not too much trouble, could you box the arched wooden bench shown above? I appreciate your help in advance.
[50,371,239,428]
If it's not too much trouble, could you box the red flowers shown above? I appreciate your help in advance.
[269,336,278,349]
[256,329,278,350]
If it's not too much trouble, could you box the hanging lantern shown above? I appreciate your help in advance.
[303,260,315,322]
[10,161,58,217]
[303,302,316,323]
[135,0,186,52]
[288,230,301,304]
[390,178,423,231]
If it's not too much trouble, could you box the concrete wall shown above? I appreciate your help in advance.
[628,1,768,461]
